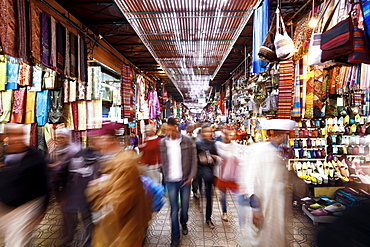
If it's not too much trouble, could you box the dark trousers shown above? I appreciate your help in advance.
[197,165,214,221]
[62,210,93,247]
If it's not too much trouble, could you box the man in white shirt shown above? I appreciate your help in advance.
[160,118,197,247]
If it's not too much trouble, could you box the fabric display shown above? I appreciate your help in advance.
[16,0,30,64]
[277,59,294,119]
[121,64,134,121]
[252,0,269,72]
[10,87,27,123]
[0,0,17,58]
[6,56,20,90]
[148,89,161,119]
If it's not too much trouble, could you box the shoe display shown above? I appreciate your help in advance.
[222,213,229,222]
[206,220,215,229]
[324,203,346,212]
[311,208,329,216]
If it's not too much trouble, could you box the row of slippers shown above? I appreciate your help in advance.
[292,159,370,184]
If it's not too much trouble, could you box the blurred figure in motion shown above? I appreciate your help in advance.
[238,119,296,247]
[214,128,240,222]
[317,203,370,247]
[138,125,162,184]
[156,123,168,138]
[129,131,139,148]
[49,128,80,202]
[0,123,49,246]
[159,117,197,247]
[57,134,101,247]
[196,124,221,229]
[85,122,151,247]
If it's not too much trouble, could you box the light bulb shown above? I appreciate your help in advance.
[309,18,318,28]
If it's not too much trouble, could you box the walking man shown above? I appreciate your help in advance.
[160,117,197,247]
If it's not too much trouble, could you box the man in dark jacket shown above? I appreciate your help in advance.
[160,117,197,247]
[57,135,101,247]
[196,124,220,229]
[0,123,49,246]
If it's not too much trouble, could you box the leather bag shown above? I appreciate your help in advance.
[321,1,354,62]
[258,15,277,62]
[274,8,295,60]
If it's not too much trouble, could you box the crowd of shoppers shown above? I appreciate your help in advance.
[0,118,297,247]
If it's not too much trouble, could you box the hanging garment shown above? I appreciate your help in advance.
[305,64,314,119]
[70,33,78,78]
[121,64,134,121]
[10,87,26,123]
[41,12,50,68]
[71,102,79,131]
[0,90,13,123]
[29,123,38,147]
[86,99,102,129]
[64,30,70,76]
[69,79,77,102]
[63,79,69,103]
[252,0,269,73]
[63,103,74,130]
[56,22,66,74]
[50,17,57,69]
[48,89,64,124]
[29,64,43,92]
[313,67,324,110]
[44,123,56,154]
[17,63,32,86]
[24,90,36,124]
[277,59,294,119]
[6,56,20,90]
[77,101,87,131]
[36,90,50,126]
[0,55,7,91]
[77,80,86,100]
[87,66,101,100]
[16,0,30,63]
[291,63,301,119]
[0,0,17,57]
[79,37,87,83]
[30,1,41,63]
[43,68,56,89]
[37,126,47,153]
[148,90,161,119]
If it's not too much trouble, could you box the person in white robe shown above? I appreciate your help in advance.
[238,119,296,247]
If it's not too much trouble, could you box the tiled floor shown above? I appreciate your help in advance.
[1,191,323,247]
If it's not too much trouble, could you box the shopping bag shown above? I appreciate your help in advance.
[258,14,277,63]
[348,1,370,64]
[274,8,295,60]
[321,1,354,62]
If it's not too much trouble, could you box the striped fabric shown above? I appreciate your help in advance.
[291,63,301,118]
[121,64,134,121]
[277,59,294,119]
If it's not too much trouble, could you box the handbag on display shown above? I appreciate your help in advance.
[274,8,295,60]
[348,1,370,64]
[361,0,370,41]
[321,1,354,63]
[258,15,277,62]
[307,0,335,66]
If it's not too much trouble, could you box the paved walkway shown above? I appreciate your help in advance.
[23,190,322,247]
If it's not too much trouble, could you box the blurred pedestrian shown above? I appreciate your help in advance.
[0,124,49,246]
[215,128,240,222]
[85,122,151,247]
[238,119,296,247]
[138,125,162,184]
[129,131,139,148]
[196,124,221,229]
[159,117,197,247]
[57,135,101,247]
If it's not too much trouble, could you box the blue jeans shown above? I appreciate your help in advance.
[220,189,227,213]
[166,181,191,243]
[237,194,250,229]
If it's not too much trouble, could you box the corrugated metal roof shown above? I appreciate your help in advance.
[115,0,260,104]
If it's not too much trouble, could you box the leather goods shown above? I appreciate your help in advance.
[321,1,354,62]
[258,14,277,63]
